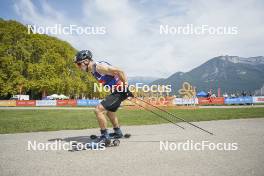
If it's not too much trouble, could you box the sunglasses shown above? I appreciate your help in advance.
[76,62,83,66]
[76,60,90,66]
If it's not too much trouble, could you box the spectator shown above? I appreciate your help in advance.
[223,93,228,98]
[207,91,212,98]
[231,93,236,98]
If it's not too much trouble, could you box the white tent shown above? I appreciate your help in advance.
[47,94,69,100]
[58,94,69,100]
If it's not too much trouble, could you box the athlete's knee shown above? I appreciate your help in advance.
[106,111,116,117]
[94,104,104,115]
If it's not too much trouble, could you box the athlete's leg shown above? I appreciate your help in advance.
[94,104,107,130]
[106,111,123,138]
[106,111,119,128]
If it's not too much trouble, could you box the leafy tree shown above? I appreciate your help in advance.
[0,19,103,99]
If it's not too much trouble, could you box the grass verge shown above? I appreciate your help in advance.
[0,108,263,134]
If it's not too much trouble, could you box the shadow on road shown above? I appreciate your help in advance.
[48,135,95,143]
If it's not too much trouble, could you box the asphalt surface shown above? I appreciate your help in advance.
[0,118,264,176]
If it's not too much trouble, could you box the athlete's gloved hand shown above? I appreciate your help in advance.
[126,89,134,98]
[123,85,134,99]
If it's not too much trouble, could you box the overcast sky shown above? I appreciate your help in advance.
[0,0,264,78]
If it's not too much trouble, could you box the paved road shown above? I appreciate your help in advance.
[0,118,264,176]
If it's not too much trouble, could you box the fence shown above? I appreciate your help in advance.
[0,96,263,107]
[0,100,100,107]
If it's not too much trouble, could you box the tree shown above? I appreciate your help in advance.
[0,19,104,99]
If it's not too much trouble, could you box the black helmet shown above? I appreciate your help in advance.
[74,50,93,63]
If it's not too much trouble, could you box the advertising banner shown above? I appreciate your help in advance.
[146,96,175,106]
[56,100,77,106]
[77,99,101,106]
[173,98,198,105]
[198,97,225,105]
[36,100,56,106]
[252,96,264,103]
[0,100,16,106]
[16,100,36,106]
[224,96,253,104]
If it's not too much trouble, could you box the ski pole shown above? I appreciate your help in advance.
[134,97,214,135]
[128,99,185,129]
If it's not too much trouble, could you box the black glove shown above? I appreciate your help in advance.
[121,86,134,100]
[126,89,134,98]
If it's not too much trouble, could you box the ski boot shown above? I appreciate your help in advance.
[97,129,111,146]
[110,127,124,138]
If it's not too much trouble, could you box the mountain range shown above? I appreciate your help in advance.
[128,76,160,85]
[150,55,264,95]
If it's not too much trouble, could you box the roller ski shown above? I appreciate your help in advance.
[95,132,121,147]
[90,127,131,140]
[70,132,120,152]
[90,133,131,140]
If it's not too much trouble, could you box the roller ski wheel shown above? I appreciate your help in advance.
[104,139,111,147]
[90,134,98,140]
[124,133,131,138]
[113,139,120,146]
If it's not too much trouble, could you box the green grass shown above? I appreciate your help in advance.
[0,108,264,134]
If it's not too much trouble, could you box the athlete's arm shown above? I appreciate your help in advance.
[96,64,128,85]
